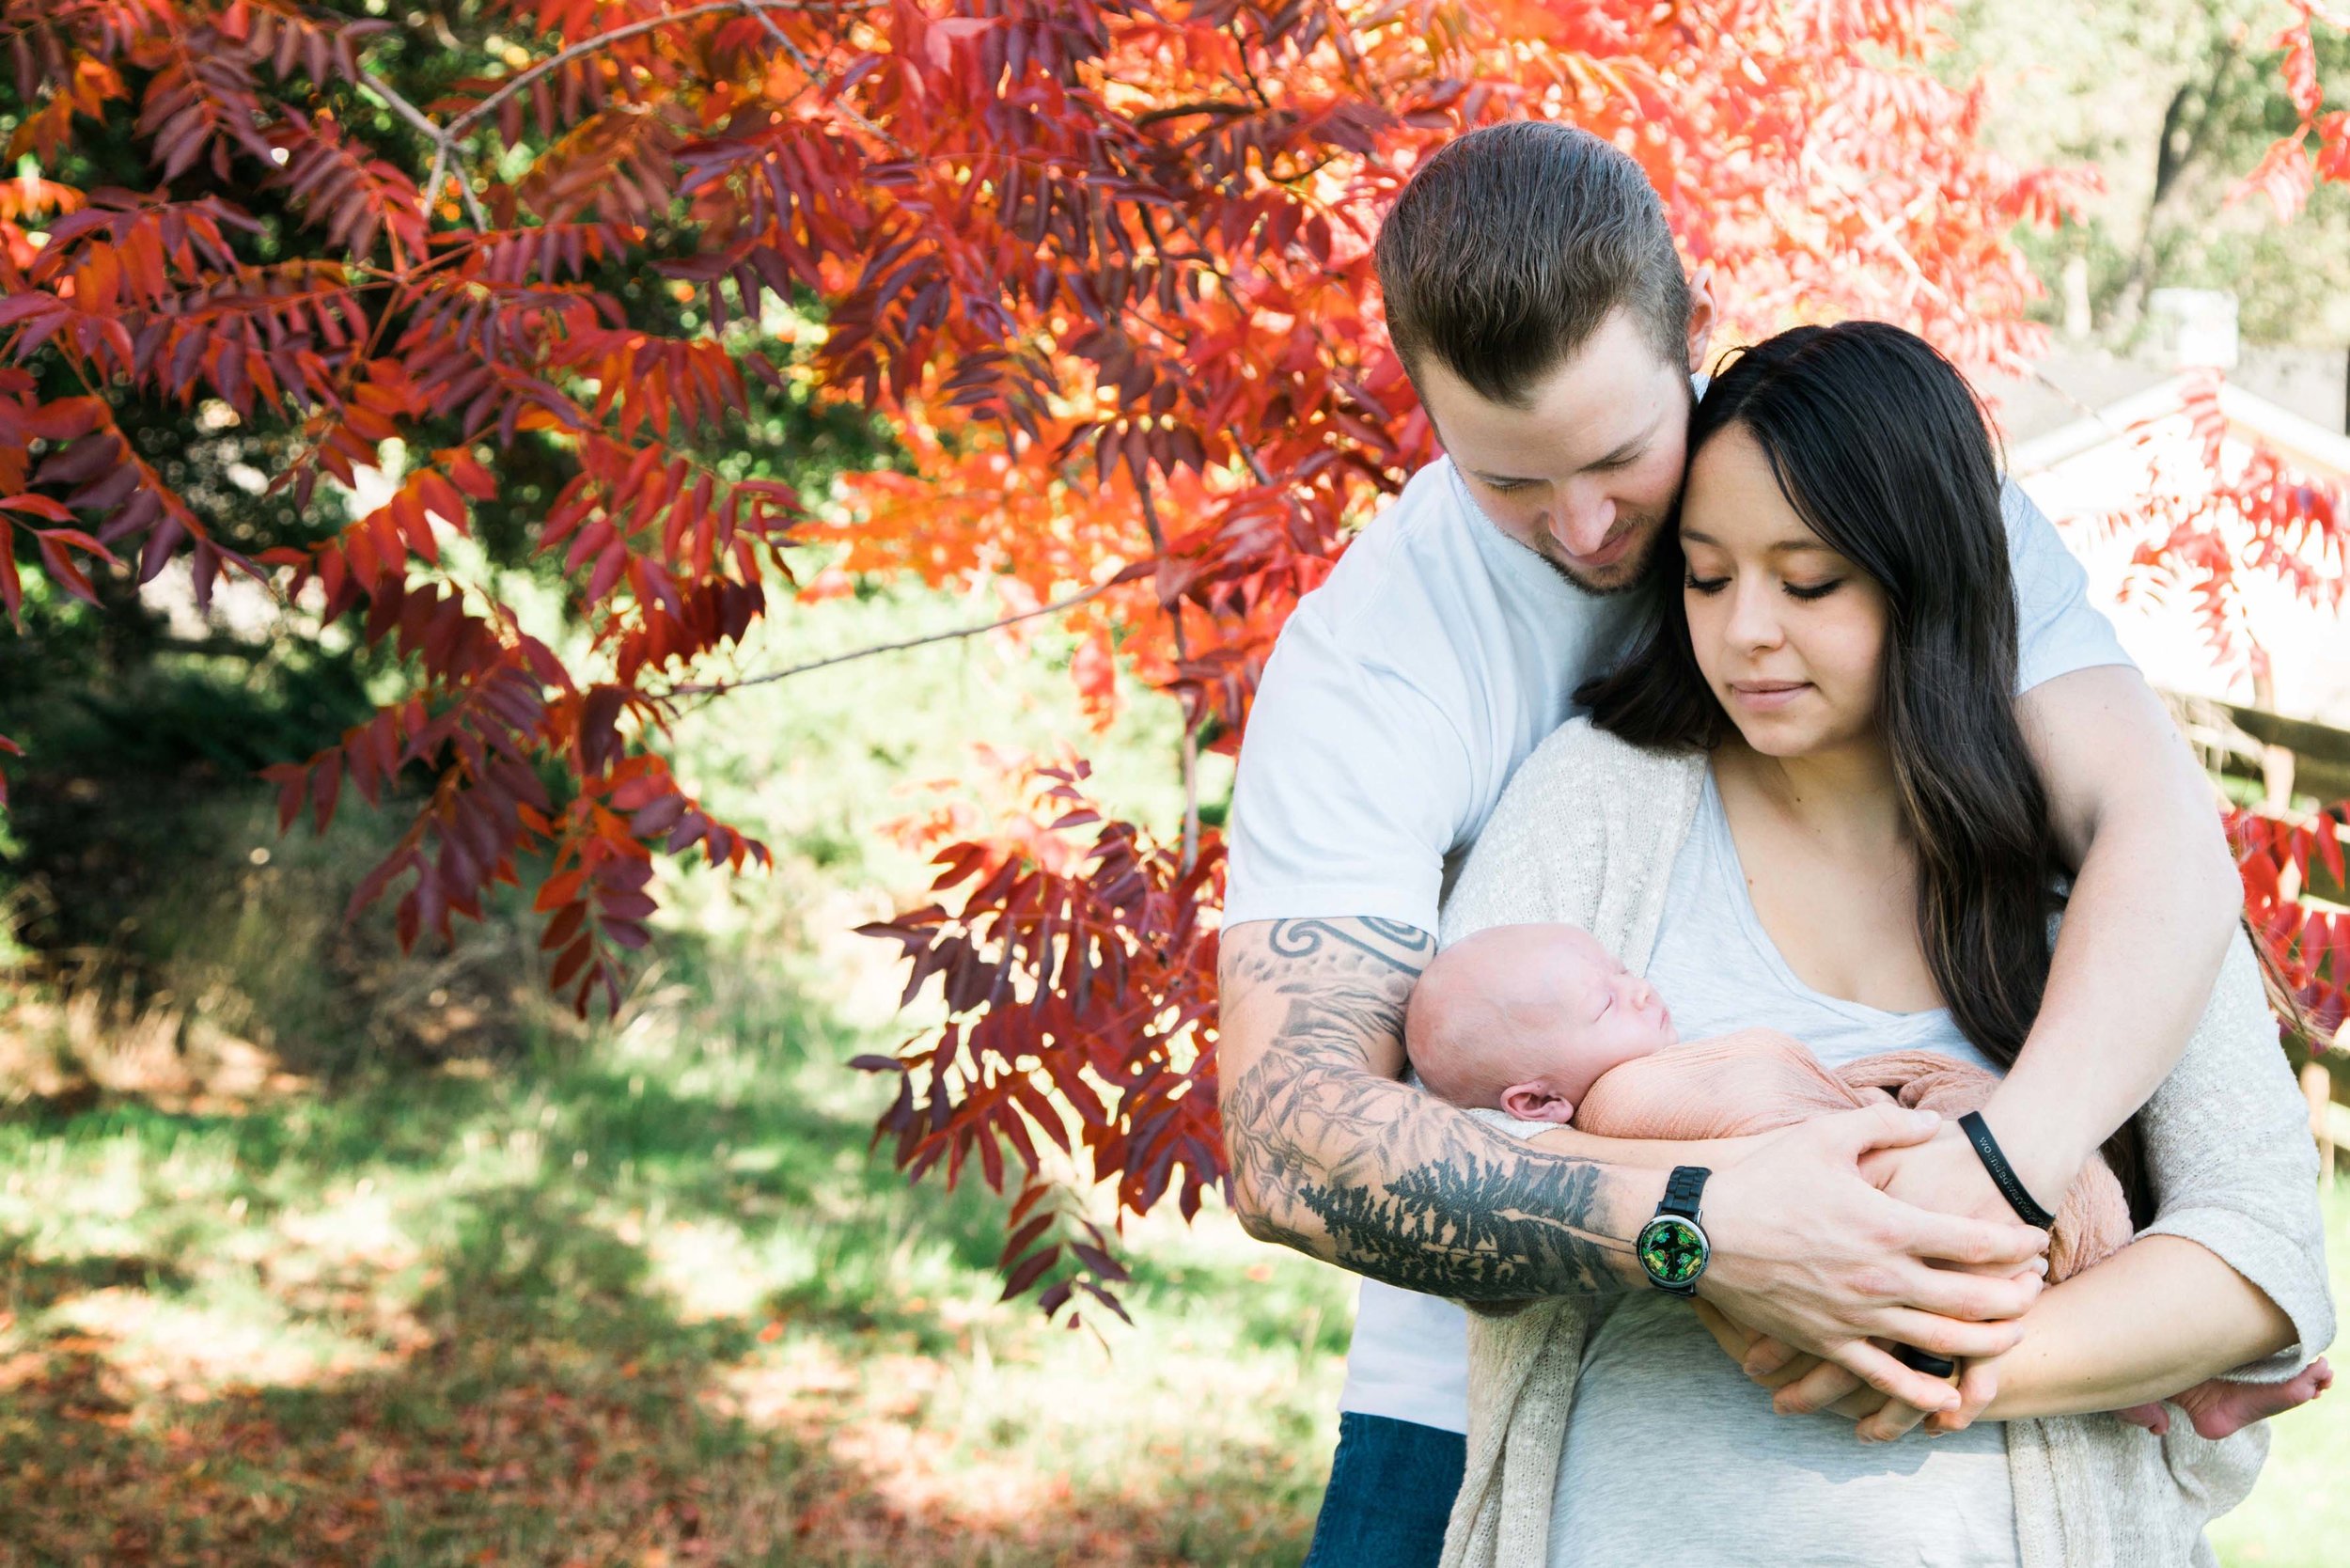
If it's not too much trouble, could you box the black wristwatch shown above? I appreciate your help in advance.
[1637,1165,1712,1296]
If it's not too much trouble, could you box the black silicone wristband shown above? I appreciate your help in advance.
[1958,1110,2056,1229]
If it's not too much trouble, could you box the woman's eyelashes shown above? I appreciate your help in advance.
[1681,572,1844,601]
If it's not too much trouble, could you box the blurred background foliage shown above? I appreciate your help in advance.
[1948,0,2350,345]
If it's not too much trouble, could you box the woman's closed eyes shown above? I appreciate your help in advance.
[1684,572,1846,602]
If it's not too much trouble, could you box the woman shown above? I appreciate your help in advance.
[1434,321,2332,1567]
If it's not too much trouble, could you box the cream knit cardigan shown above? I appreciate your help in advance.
[1434,719,2334,1568]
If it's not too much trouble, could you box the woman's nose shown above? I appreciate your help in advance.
[1726,580,1784,651]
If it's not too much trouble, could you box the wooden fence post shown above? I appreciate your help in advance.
[2305,1060,2339,1181]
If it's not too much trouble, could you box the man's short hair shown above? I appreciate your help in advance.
[1374,121,1692,407]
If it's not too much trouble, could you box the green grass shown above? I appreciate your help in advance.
[0,973,1350,1565]
[0,581,1314,1565]
[2214,1176,2350,1568]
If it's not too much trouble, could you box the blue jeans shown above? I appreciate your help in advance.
[1302,1412,1466,1568]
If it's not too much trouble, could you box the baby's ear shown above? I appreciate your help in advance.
[1499,1082,1575,1123]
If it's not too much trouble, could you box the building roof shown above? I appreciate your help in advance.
[1999,351,2350,735]
[2008,371,2350,483]
[1979,343,2348,450]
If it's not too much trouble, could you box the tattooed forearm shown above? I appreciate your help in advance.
[1217,917,1644,1301]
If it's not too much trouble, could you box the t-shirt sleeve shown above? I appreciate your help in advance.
[1223,606,1473,934]
[2003,477,2134,693]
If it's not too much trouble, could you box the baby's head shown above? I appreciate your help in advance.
[1407,923,1677,1122]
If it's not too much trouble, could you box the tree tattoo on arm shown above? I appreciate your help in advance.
[1218,917,1641,1300]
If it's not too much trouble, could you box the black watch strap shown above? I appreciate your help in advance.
[1639,1165,1714,1298]
[1660,1164,1710,1220]
[1893,1341,1959,1379]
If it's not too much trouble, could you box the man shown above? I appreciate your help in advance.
[1214,122,2244,1564]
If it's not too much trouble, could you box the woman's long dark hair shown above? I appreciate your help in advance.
[1579,321,2146,1219]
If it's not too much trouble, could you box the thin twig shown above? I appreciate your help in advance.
[1179,720,1200,873]
[421,139,453,225]
[1231,432,1275,486]
[444,2,751,138]
[359,0,903,228]
[1135,483,1203,872]
[357,68,490,227]
[355,65,450,145]
[654,575,1129,698]
[732,0,912,155]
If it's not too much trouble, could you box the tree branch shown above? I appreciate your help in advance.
[443,1,750,139]
[730,0,911,155]
[653,571,1139,699]
[356,0,900,230]
[357,67,489,228]
[1134,100,1256,128]
[441,0,902,154]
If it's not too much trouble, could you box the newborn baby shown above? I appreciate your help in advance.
[1406,921,2330,1440]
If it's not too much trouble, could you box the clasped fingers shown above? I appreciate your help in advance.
[1883,1259,2043,1324]
[1895,1204,2049,1271]
[1871,1306,2029,1364]
[1769,1356,1865,1416]
[1854,1394,1937,1444]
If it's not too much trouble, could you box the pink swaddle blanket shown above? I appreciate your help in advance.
[1573,1028,2130,1280]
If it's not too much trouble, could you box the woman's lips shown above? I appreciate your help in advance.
[1728,680,1811,711]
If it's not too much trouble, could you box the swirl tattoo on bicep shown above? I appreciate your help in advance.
[1263,917,1437,973]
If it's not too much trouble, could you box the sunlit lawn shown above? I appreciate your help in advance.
[0,969,1349,1566]
[2,588,1330,1566]
[2214,1178,2350,1568]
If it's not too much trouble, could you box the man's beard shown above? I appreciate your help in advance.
[1531,512,1668,597]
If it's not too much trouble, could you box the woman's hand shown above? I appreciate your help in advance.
[1868,1118,2060,1229]
[1923,1358,2002,1434]
[1693,1103,2050,1412]
[1695,1302,1965,1442]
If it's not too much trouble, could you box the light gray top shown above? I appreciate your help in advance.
[1547,772,2018,1567]
[1434,719,2333,1568]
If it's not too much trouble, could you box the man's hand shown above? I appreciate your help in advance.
[1695,1102,2050,1412]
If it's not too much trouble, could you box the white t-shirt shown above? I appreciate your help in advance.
[1224,453,2135,1435]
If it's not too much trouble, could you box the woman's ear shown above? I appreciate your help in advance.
[1499,1081,1575,1123]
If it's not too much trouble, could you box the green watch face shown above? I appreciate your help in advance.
[1638,1215,1708,1288]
